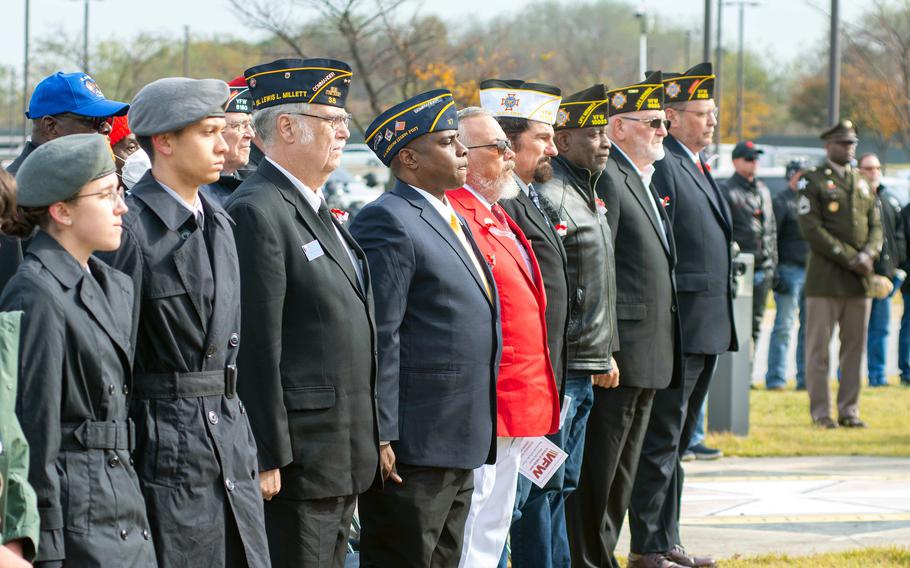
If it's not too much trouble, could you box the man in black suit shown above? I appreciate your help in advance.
[224,58,379,568]
[478,81,571,563]
[628,63,737,568]
[349,89,499,568]
[566,72,683,568]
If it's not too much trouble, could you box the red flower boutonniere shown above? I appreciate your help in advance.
[595,197,607,216]
[330,208,350,223]
[486,252,496,267]
[704,162,712,173]
[483,217,496,230]
[661,196,671,208]
[555,223,568,237]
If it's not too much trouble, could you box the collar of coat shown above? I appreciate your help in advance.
[128,170,232,232]
[27,230,103,289]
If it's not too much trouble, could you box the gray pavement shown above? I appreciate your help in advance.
[613,457,910,560]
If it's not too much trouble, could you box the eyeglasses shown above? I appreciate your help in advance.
[287,112,353,130]
[68,186,125,206]
[623,117,671,130]
[466,139,512,155]
[225,119,254,134]
[57,113,112,132]
[676,108,719,119]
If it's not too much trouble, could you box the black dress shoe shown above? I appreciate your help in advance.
[667,545,717,568]
[689,443,723,460]
[627,553,686,568]
[814,417,838,429]
[838,416,867,428]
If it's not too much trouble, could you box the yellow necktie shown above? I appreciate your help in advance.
[450,213,492,301]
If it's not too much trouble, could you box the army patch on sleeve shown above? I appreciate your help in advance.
[798,195,811,215]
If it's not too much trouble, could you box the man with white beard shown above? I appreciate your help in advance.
[566,72,684,568]
[447,107,561,566]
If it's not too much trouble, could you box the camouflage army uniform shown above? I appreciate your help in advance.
[798,156,882,425]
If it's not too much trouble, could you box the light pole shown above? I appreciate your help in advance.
[635,10,650,80]
[703,0,713,63]
[828,0,841,124]
[73,0,100,73]
[22,0,30,145]
[725,0,759,141]
[714,0,723,154]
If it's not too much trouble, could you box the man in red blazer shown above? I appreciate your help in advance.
[448,107,561,566]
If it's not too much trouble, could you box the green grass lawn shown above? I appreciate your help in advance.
[717,546,910,567]
[706,379,910,457]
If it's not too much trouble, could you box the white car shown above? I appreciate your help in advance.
[342,143,390,186]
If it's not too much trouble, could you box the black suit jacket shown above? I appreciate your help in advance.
[225,159,380,500]
[499,179,570,391]
[653,135,738,355]
[595,149,682,389]
[350,180,499,470]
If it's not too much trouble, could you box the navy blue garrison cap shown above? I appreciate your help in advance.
[365,89,459,167]
[244,58,352,110]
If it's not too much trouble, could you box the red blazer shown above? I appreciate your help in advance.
[448,187,560,437]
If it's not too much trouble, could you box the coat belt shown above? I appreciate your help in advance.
[132,366,237,400]
[60,419,135,451]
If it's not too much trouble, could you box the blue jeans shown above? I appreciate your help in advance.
[765,264,806,389]
[899,290,910,383]
[502,375,594,568]
[687,399,707,449]
[867,296,891,385]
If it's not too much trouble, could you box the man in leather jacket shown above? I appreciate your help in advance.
[512,84,618,568]
[721,141,777,344]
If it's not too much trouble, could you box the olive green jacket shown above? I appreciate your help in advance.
[0,310,39,561]
[798,162,883,297]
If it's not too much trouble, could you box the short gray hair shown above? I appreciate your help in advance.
[252,102,311,146]
[456,106,493,146]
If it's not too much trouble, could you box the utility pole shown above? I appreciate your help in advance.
[726,1,760,141]
[635,11,649,79]
[828,0,841,125]
[714,0,723,154]
[22,0,30,145]
[703,0,713,62]
[83,0,89,72]
[183,26,190,77]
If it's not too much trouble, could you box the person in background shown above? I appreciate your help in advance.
[858,152,906,387]
[110,115,139,182]
[721,141,777,348]
[765,161,811,390]
[203,77,255,207]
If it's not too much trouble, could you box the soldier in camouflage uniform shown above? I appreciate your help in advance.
[797,120,883,429]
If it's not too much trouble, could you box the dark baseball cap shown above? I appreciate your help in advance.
[26,72,129,119]
[732,140,763,160]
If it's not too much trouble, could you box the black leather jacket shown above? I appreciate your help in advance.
[537,155,617,374]
[772,188,809,267]
[875,187,906,278]
[721,173,778,271]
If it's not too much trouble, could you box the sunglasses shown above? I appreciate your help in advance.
[58,113,113,132]
[743,156,757,162]
[466,139,513,155]
[623,117,671,130]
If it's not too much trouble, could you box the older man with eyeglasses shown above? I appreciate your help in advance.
[567,72,683,568]
[202,76,256,206]
[2,71,128,294]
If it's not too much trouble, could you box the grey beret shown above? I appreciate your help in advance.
[129,77,229,136]
[15,134,116,207]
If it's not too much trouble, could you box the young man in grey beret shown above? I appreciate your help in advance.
[97,77,270,568]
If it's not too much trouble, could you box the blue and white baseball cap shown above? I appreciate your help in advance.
[26,71,129,119]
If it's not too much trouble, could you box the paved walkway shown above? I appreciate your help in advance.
[614,456,910,559]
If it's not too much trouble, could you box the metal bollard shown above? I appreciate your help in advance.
[709,253,754,435]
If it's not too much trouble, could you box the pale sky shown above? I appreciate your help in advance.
[0,0,871,71]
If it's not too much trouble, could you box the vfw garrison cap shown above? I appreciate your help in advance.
[244,58,352,110]
[16,134,116,207]
[555,84,610,130]
[479,79,562,125]
[365,89,459,167]
[226,76,253,114]
[659,62,715,103]
[608,71,664,115]
[129,77,229,136]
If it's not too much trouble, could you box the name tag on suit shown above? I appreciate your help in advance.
[302,240,324,261]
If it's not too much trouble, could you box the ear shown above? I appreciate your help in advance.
[48,201,73,227]
[397,148,419,171]
[554,130,571,153]
[40,116,59,138]
[152,133,174,158]
[277,114,297,144]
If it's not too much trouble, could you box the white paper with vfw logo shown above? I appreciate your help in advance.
[519,437,569,488]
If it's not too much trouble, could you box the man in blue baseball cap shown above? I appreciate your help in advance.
[1,71,128,295]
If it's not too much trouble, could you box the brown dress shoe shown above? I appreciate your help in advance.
[813,416,838,429]
[838,416,867,428]
[627,552,687,568]
[667,545,717,568]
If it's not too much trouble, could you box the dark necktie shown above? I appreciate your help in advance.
[527,184,552,228]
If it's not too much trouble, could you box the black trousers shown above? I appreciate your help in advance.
[566,385,656,568]
[264,493,357,568]
[358,463,473,568]
[629,354,718,553]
